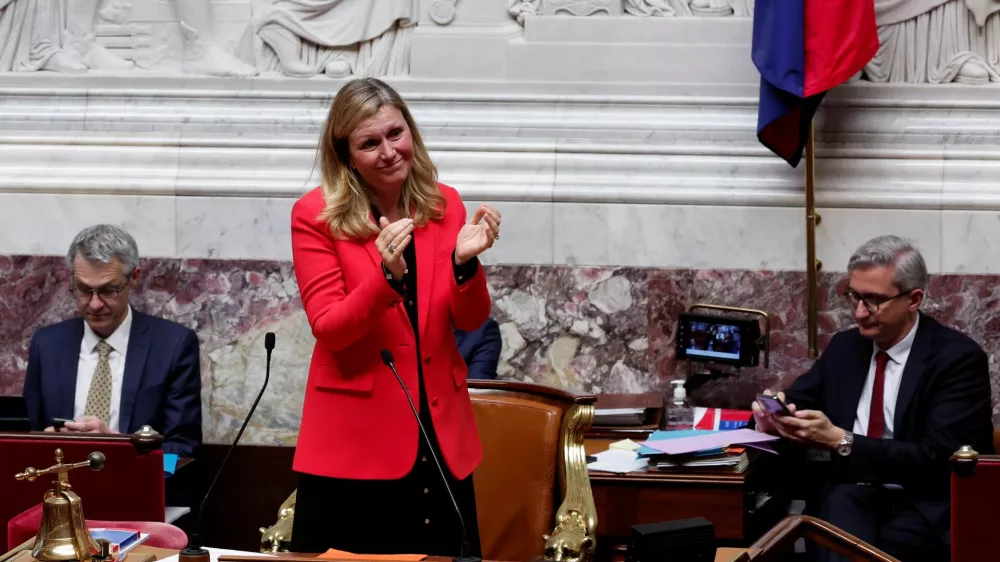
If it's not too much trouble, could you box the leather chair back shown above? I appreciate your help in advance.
[469,381,596,562]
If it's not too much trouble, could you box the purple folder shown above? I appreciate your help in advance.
[641,428,780,456]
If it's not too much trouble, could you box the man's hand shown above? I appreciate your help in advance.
[772,409,845,450]
[750,390,796,435]
[62,416,116,434]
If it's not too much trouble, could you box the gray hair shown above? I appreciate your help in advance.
[847,234,928,292]
[67,224,140,275]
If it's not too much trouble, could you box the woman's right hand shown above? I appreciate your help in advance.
[376,216,414,280]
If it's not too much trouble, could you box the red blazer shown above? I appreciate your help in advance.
[290,183,491,480]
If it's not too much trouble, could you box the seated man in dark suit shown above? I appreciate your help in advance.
[455,317,502,380]
[751,234,994,562]
[22,224,202,457]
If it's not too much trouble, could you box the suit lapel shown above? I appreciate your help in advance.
[363,212,382,267]
[57,319,85,419]
[834,336,874,429]
[893,316,932,437]
[414,220,437,341]
[119,312,151,433]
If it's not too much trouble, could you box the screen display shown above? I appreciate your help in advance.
[683,321,742,361]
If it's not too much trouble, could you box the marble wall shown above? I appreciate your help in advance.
[5,1,1000,446]
[3,255,1000,445]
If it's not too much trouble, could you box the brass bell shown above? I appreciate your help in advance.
[15,449,107,562]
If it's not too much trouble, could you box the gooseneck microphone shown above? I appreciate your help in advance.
[380,349,481,562]
[180,332,276,562]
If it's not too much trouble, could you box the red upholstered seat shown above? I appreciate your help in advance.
[8,504,188,551]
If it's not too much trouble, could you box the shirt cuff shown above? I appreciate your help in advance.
[453,252,480,285]
[382,262,406,296]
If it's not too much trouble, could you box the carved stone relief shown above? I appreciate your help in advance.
[239,0,417,78]
[862,0,1000,84]
[509,0,542,24]
[0,0,256,75]
[510,0,754,24]
[428,0,460,25]
[543,0,623,16]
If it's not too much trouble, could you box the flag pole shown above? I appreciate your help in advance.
[805,124,821,358]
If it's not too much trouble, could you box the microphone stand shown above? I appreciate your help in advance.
[381,350,481,562]
[180,333,276,562]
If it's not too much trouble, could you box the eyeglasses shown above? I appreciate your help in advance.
[71,280,130,303]
[843,288,914,314]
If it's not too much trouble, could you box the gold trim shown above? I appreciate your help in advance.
[259,490,296,553]
[950,445,980,477]
[543,403,597,562]
[688,304,771,369]
[805,124,820,358]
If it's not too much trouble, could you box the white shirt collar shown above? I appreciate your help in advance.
[82,305,133,354]
[877,313,919,364]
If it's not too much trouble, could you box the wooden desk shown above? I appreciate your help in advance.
[586,435,786,560]
[133,546,748,562]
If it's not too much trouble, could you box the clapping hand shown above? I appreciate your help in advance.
[455,204,501,265]
[376,216,414,280]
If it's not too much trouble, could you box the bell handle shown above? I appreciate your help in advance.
[15,451,106,482]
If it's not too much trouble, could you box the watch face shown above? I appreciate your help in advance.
[837,441,851,456]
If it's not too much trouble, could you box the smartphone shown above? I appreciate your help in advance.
[755,394,791,416]
[51,418,73,430]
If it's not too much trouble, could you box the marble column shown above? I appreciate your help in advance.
[410,0,524,79]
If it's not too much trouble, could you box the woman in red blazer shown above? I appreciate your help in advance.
[289,78,501,558]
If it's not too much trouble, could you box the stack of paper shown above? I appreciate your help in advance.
[587,448,649,473]
[593,407,646,426]
[638,428,778,474]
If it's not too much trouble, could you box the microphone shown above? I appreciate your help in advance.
[380,349,481,562]
[180,332,276,562]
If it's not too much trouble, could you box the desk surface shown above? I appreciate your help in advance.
[129,546,748,562]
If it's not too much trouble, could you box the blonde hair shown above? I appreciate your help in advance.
[318,78,444,240]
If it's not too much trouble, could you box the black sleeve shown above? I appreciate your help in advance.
[453,251,480,286]
[850,346,992,491]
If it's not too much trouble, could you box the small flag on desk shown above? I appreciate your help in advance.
[693,407,751,431]
[752,0,879,167]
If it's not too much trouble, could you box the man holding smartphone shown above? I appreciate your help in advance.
[751,235,994,562]
[22,225,202,458]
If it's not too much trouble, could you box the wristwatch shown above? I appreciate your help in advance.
[836,431,854,457]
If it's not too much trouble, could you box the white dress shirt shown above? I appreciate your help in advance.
[73,306,133,432]
[853,315,920,439]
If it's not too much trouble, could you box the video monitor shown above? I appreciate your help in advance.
[675,312,761,368]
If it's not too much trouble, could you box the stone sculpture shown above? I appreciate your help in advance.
[240,0,417,78]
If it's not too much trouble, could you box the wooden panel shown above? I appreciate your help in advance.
[172,444,298,551]
[592,481,746,540]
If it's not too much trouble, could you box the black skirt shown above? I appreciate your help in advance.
[289,397,482,557]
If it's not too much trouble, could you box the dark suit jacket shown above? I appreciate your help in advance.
[22,310,203,457]
[456,318,502,380]
[784,313,994,536]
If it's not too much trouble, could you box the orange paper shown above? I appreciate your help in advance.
[318,549,426,561]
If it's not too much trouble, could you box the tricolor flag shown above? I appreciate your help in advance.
[752,0,879,167]
[693,407,752,431]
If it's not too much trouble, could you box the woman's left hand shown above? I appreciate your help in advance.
[455,204,501,265]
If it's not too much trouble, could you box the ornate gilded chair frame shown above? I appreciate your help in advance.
[259,380,599,562]
[467,380,598,562]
